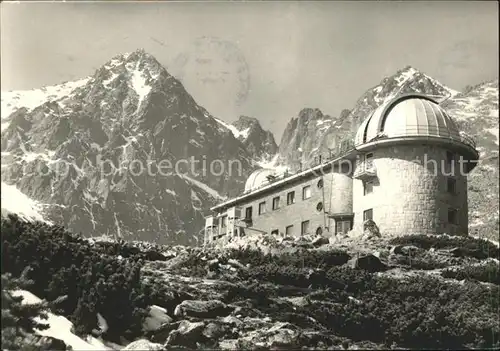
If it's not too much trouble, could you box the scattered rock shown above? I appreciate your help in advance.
[174,299,233,318]
[221,315,243,327]
[123,339,165,350]
[202,321,230,339]
[312,236,330,247]
[238,321,301,349]
[219,339,240,349]
[149,321,182,343]
[228,258,247,270]
[165,320,205,348]
[390,245,421,256]
[35,336,67,350]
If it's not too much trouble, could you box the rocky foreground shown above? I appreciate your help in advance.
[1,215,499,350]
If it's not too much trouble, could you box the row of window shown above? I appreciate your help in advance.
[246,184,315,218]
[271,218,353,237]
[271,220,318,236]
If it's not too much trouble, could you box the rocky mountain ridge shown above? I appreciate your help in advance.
[1,49,262,245]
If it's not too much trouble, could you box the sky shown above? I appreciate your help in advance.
[1,1,498,141]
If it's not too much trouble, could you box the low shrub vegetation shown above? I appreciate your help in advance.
[442,261,500,285]
[1,214,168,342]
[390,234,499,260]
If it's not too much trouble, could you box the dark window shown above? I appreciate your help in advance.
[448,208,458,224]
[302,185,311,200]
[287,191,295,205]
[316,202,323,212]
[221,215,227,228]
[285,225,294,236]
[363,209,373,221]
[271,229,279,235]
[316,227,323,235]
[245,206,253,219]
[301,220,310,235]
[317,179,324,188]
[447,177,456,194]
[364,180,374,195]
[258,201,266,215]
[272,196,280,210]
[335,220,352,235]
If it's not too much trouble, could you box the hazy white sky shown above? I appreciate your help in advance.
[1,1,498,140]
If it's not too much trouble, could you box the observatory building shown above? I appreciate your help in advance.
[204,94,479,245]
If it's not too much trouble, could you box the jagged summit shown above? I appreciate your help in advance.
[1,49,256,245]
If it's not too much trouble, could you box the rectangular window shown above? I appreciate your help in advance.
[272,196,280,210]
[285,225,294,236]
[245,206,253,219]
[221,215,227,228]
[448,208,458,224]
[301,220,310,235]
[258,201,266,215]
[363,209,373,221]
[335,220,352,235]
[302,185,311,200]
[447,177,456,194]
[287,191,295,205]
[363,180,374,195]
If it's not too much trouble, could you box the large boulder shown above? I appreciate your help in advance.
[348,254,387,272]
[174,299,233,319]
[143,305,173,332]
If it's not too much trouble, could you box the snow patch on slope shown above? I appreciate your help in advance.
[10,290,110,350]
[180,174,227,201]
[130,61,152,108]
[214,118,250,139]
[1,182,51,224]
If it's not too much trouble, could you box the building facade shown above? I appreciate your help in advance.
[203,94,479,245]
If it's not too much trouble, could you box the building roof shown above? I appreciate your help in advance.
[211,152,357,212]
[354,94,475,150]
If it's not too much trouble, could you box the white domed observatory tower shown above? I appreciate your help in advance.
[352,93,479,236]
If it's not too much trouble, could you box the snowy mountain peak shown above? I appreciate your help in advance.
[92,49,170,99]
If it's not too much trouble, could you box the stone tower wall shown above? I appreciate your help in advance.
[352,144,468,236]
